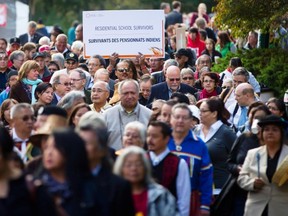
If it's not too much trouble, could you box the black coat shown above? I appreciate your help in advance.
[147,82,197,104]
[0,174,57,216]
[19,32,43,46]
[93,167,135,216]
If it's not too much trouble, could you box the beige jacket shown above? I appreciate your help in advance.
[237,145,288,216]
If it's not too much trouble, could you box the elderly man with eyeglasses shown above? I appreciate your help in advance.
[89,80,111,113]
[51,74,71,105]
[147,65,197,105]
[10,103,35,162]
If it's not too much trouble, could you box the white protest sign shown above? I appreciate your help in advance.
[83,10,165,58]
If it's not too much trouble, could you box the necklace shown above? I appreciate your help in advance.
[175,144,182,151]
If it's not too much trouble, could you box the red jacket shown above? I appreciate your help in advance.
[187,33,206,58]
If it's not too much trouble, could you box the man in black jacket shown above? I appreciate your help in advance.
[77,112,135,216]
[19,21,43,46]
[147,65,197,104]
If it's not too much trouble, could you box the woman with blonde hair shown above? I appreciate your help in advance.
[9,60,42,104]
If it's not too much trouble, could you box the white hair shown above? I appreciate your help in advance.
[124,121,146,145]
[113,146,153,185]
[71,40,83,51]
[39,36,50,46]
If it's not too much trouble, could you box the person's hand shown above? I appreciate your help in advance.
[109,52,119,67]
[237,165,242,173]
[200,209,210,216]
[254,178,265,190]
[136,52,146,66]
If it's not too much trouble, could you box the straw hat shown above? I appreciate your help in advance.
[29,115,68,147]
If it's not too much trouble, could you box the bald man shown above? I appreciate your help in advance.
[147,65,197,104]
[228,83,257,135]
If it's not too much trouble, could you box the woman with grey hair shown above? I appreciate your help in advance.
[116,121,146,155]
[180,68,195,87]
[57,90,85,116]
[113,146,179,216]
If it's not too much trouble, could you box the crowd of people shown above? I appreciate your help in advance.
[0,1,288,216]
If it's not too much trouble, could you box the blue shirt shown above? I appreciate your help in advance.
[168,130,213,211]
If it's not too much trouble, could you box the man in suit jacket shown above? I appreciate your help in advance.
[51,74,71,105]
[77,112,135,216]
[165,1,183,29]
[147,65,197,104]
[19,21,43,46]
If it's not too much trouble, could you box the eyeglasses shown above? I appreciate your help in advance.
[233,80,244,84]
[199,109,210,113]
[88,63,100,67]
[22,115,35,122]
[66,61,76,65]
[117,68,130,73]
[172,115,191,121]
[203,80,215,83]
[182,77,194,81]
[168,78,180,82]
[16,59,25,62]
[70,78,83,82]
[59,82,71,86]
[199,60,210,65]
[222,86,229,89]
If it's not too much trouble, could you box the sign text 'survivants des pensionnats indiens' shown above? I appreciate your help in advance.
[83,10,165,58]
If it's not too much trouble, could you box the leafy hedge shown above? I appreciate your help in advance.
[211,48,288,97]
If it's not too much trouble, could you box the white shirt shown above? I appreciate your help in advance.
[198,120,223,142]
[12,128,30,162]
[149,148,191,216]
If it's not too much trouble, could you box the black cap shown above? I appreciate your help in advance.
[7,70,18,79]
[258,115,287,128]
[38,105,67,118]
[175,48,189,57]
[32,52,45,60]
[9,37,20,45]
[65,52,78,62]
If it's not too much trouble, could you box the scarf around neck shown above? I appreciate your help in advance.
[200,88,218,99]
[22,78,42,104]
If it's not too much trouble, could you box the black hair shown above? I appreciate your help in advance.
[171,92,190,105]
[0,126,14,159]
[90,55,106,68]
[52,128,91,197]
[204,96,231,125]
[267,97,287,120]
[148,121,172,138]
[78,63,89,72]
[230,57,243,68]
[34,83,53,100]
[68,103,91,127]
[47,61,60,70]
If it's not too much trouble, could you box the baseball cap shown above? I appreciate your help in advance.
[9,37,20,45]
[65,52,78,62]
[32,52,45,60]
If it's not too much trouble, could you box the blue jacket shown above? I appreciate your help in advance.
[168,130,213,211]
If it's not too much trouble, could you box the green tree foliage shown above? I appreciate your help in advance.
[212,48,288,97]
[214,0,288,37]
[30,0,216,32]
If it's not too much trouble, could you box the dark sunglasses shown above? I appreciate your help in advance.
[22,115,35,122]
[182,77,194,80]
[168,78,180,82]
[117,68,130,73]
